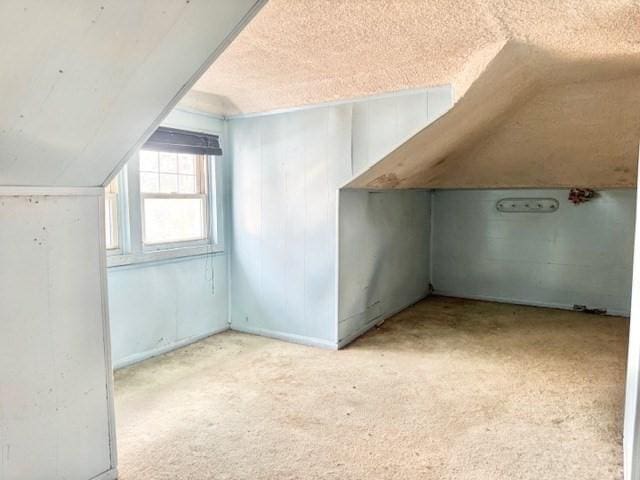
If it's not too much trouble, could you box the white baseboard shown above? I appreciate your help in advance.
[337,294,430,349]
[434,291,630,317]
[231,324,338,350]
[91,467,117,480]
[113,326,229,370]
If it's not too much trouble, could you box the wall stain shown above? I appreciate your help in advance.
[368,173,400,188]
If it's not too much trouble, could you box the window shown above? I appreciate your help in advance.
[139,150,208,246]
[105,176,119,250]
[104,125,223,267]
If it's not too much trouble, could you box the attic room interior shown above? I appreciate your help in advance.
[2,1,640,480]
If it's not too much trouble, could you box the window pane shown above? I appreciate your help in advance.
[178,174,196,194]
[159,173,178,193]
[178,154,195,174]
[140,150,159,172]
[140,172,159,193]
[159,152,178,173]
[105,195,118,250]
[143,198,205,244]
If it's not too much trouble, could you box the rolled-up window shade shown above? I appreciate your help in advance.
[142,127,222,156]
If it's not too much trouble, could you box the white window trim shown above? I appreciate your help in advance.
[140,154,209,250]
[105,169,128,257]
[106,149,224,268]
[107,243,221,267]
[104,191,119,253]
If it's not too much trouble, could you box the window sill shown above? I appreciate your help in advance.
[107,243,223,268]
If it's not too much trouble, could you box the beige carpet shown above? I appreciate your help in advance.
[114,297,627,480]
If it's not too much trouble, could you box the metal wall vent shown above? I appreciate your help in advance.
[496,198,559,213]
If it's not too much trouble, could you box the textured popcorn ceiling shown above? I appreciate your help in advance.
[187,0,640,187]
[186,0,640,116]
[349,43,640,188]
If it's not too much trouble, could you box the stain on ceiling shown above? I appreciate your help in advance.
[183,0,640,117]
[181,0,640,188]
[348,42,640,188]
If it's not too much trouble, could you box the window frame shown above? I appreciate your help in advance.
[139,152,210,251]
[105,170,129,257]
[105,140,224,268]
[104,177,120,253]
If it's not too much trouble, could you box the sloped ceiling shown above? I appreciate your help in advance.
[349,43,640,189]
[179,0,640,187]
[0,0,264,187]
[185,0,640,117]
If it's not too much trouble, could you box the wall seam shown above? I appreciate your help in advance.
[429,189,435,289]
[225,119,233,327]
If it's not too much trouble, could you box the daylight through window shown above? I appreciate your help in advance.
[139,150,208,245]
[105,177,119,250]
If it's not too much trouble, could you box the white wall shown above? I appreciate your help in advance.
[432,189,635,315]
[228,87,453,347]
[0,190,115,480]
[625,178,640,480]
[338,189,432,346]
[107,109,230,368]
[228,106,352,347]
[108,254,228,368]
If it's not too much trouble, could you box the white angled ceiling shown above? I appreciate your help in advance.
[0,0,264,187]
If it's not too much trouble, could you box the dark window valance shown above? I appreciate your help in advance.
[142,127,222,156]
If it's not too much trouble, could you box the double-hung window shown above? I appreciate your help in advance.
[105,125,223,266]
[139,150,208,247]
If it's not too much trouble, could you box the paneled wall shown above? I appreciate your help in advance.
[228,87,452,347]
[228,106,352,346]
[0,190,115,479]
[107,85,455,362]
[338,189,432,346]
[108,254,228,368]
[107,109,230,368]
[351,86,452,176]
[432,189,635,316]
